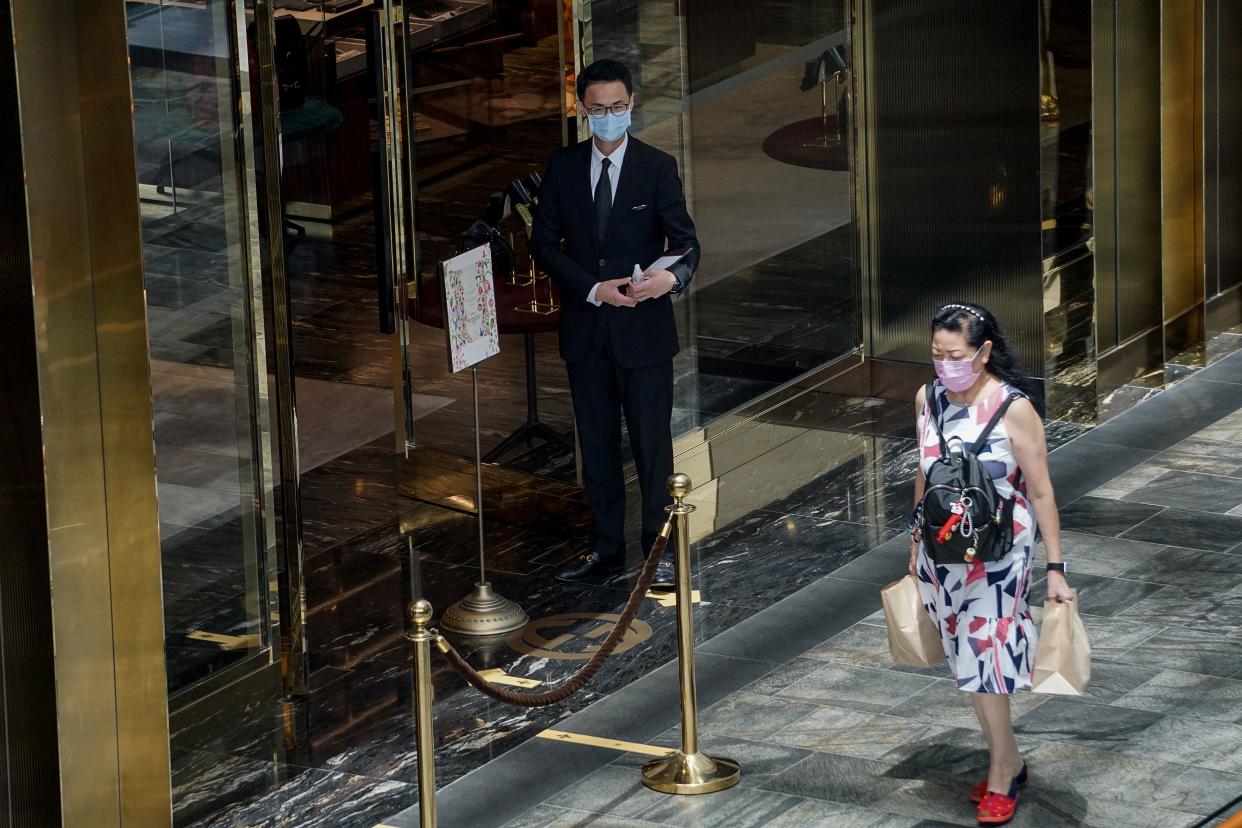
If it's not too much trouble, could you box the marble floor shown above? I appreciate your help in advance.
[377,348,1242,828]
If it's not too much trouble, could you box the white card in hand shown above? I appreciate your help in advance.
[648,254,683,272]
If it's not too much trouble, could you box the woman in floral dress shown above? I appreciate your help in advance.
[907,303,1074,825]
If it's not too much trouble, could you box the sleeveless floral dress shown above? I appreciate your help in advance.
[915,381,1038,694]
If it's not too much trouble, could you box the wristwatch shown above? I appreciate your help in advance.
[1046,562,1067,574]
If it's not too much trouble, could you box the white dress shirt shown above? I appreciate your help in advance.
[586,135,628,306]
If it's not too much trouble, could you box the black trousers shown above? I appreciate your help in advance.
[566,328,674,564]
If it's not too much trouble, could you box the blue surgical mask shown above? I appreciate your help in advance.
[587,109,631,142]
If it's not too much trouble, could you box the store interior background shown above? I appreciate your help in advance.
[14,0,1228,823]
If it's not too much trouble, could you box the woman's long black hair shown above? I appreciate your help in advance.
[932,302,1044,417]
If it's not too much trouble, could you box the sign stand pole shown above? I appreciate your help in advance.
[439,367,528,637]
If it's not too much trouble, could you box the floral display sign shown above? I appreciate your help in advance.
[440,244,500,373]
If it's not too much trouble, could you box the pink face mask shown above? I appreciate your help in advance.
[933,348,981,392]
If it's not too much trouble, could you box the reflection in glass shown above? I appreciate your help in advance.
[1040,0,1095,421]
[591,0,862,435]
[126,0,273,694]
[1042,0,1093,258]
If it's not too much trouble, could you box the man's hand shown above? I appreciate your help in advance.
[596,277,638,308]
[630,268,678,302]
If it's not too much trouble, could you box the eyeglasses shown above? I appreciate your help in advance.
[583,102,631,118]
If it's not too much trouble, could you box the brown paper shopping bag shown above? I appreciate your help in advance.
[881,575,944,668]
[1032,593,1092,695]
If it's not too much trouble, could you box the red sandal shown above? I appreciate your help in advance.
[970,762,1027,804]
[976,779,1020,825]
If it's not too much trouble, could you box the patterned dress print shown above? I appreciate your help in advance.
[915,381,1038,694]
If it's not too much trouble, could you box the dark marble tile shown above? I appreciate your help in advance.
[1013,697,1164,752]
[761,752,908,808]
[773,662,937,714]
[1118,627,1242,678]
[683,691,823,742]
[543,765,670,819]
[172,751,287,827]
[184,765,418,827]
[1023,737,1242,815]
[1058,658,1160,706]
[890,681,1049,731]
[1119,546,1242,591]
[1074,614,1164,662]
[1113,669,1242,723]
[500,805,663,827]
[1057,496,1165,538]
[1120,508,1242,553]
[1031,572,1164,618]
[1104,713,1242,774]
[1048,438,1162,505]
[884,766,1197,828]
[871,725,990,778]
[824,537,910,588]
[1119,586,1242,637]
[1086,374,1241,452]
[1044,419,1092,452]
[743,657,834,697]
[634,784,817,828]
[1121,469,1242,514]
[1194,349,1242,385]
[769,706,943,761]
[1034,531,1167,578]
[690,514,899,610]
[750,436,918,530]
[1151,436,1242,478]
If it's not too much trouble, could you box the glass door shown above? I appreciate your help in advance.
[126,0,280,704]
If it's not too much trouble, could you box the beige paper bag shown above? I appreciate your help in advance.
[882,575,944,668]
[1032,593,1092,695]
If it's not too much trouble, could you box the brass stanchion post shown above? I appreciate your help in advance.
[407,599,439,828]
[641,474,741,795]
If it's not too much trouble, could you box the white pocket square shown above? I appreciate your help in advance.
[631,204,649,211]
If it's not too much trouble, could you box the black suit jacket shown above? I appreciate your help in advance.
[532,136,700,368]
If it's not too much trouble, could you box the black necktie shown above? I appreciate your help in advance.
[594,157,612,243]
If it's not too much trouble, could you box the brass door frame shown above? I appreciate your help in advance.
[252,0,310,698]
[378,0,422,456]
[7,0,173,821]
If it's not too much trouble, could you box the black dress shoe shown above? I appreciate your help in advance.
[649,557,676,591]
[556,552,623,583]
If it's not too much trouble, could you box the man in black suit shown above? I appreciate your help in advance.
[532,59,699,585]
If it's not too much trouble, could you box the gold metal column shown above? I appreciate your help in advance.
[5,0,172,823]
[252,0,310,697]
[641,475,740,795]
[1161,0,1206,368]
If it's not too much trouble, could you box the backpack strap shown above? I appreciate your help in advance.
[973,391,1024,451]
[924,382,949,454]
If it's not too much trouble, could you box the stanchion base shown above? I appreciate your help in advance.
[439,582,528,636]
[641,751,741,795]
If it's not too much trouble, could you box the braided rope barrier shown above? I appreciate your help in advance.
[432,519,672,707]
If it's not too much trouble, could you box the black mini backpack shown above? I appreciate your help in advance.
[919,383,1023,566]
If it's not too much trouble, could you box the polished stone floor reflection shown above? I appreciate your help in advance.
[378,350,1242,828]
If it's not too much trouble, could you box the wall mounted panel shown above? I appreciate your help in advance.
[866,0,1043,375]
